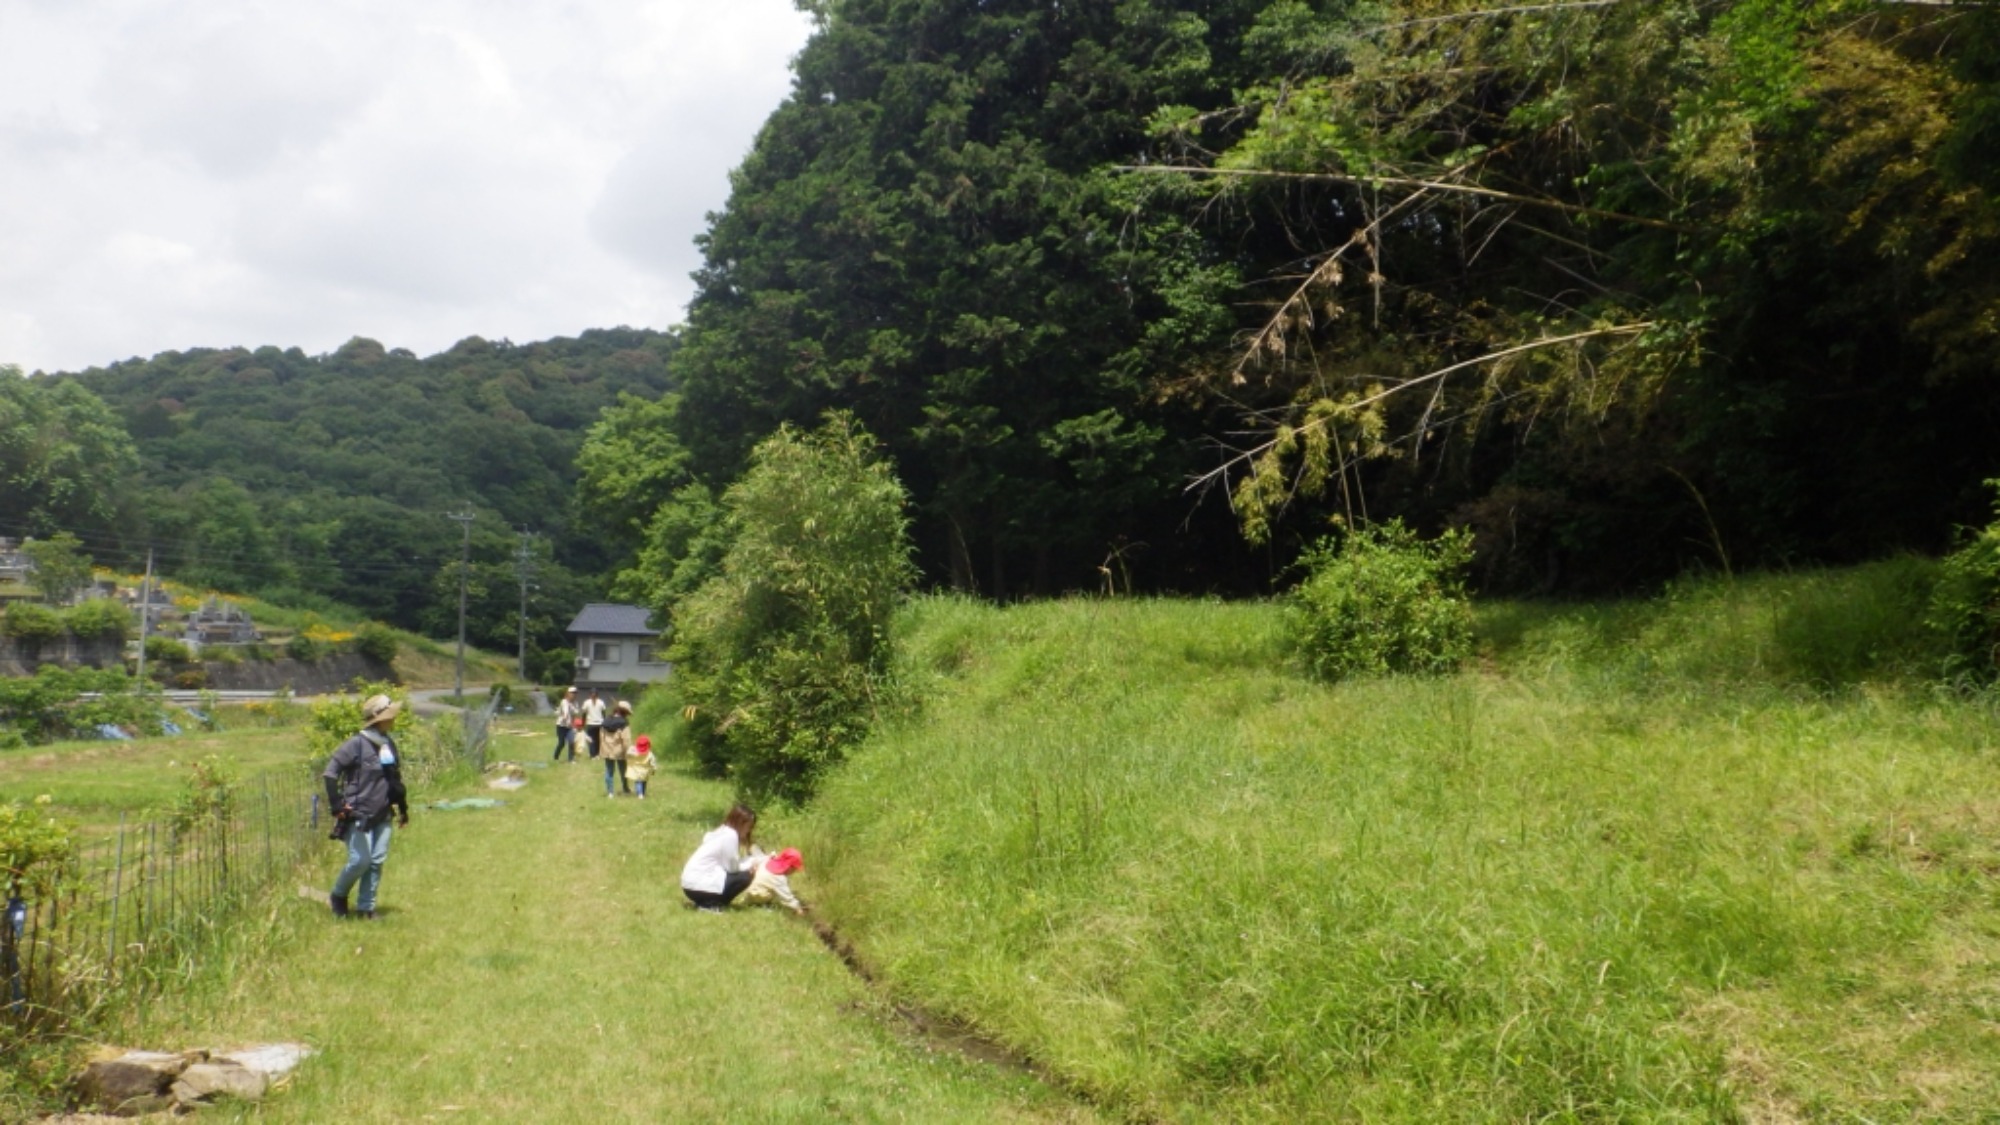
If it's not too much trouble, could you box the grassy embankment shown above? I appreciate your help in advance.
[769,557,2000,1120]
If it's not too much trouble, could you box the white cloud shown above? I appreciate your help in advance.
[0,0,813,372]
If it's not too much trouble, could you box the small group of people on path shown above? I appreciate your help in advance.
[320,689,801,921]
[552,685,805,914]
[552,685,657,798]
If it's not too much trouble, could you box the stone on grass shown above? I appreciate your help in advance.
[73,1042,311,1117]
[486,762,528,790]
[211,1042,313,1082]
[171,1060,269,1106]
[76,1050,189,1114]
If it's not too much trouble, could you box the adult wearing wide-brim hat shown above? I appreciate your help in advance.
[323,693,410,919]
[598,700,635,797]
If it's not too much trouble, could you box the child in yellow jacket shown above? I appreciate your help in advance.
[627,735,657,799]
[740,847,806,914]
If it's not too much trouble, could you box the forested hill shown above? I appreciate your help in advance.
[603,0,2000,599]
[35,328,676,661]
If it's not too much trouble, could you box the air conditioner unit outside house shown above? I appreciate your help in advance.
[575,656,591,669]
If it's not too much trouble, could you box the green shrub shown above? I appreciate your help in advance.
[62,598,131,641]
[671,413,916,803]
[531,645,577,689]
[1288,519,1474,680]
[143,635,192,663]
[0,800,76,897]
[1,602,63,643]
[1930,482,2000,684]
[0,665,147,743]
[285,633,328,662]
[304,681,408,765]
[305,681,465,786]
[353,622,399,665]
[166,755,236,839]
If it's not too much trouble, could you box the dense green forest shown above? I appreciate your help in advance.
[3,329,674,676]
[641,0,2000,599]
[9,0,2000,650]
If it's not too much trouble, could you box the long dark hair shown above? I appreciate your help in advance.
[723,804,756,847]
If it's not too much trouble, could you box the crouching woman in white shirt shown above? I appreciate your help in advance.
[680,804,757,912]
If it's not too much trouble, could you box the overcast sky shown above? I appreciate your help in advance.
[0,0,815,374]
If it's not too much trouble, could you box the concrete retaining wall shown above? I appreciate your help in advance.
[0,632,125,676]
[0,638,393,694]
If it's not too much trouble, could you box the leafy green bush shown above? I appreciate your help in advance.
[285,633,329,662]
[353,622,399,665]
[671,413,915,804]
[0,666,149,743]
[1,602,63,643]
[304,680,408,765]
[1288,519,1474,680]
[1930,482,2000,684]
[62,598,131,641]
[166,755,236,839]
[0,800,75,897]
[143,635,192,663]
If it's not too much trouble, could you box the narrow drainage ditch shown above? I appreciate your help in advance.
[806,918,1154,1122]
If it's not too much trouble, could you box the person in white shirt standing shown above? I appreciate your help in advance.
[552,686,581,762]
[681,804,757,912]
[581,688,607,759]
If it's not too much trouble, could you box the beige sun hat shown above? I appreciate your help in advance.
[361,694,402,726]
[614,700,633,714]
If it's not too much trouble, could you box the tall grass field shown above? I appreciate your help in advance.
[777,559,2000,1120]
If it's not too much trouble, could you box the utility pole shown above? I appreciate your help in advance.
[515,528,535,683]
[134,547,155,688]
[447,510,476,701]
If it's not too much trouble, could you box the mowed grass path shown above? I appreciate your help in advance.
[144,724,1094,1124]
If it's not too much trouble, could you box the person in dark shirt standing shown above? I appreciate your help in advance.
[324,694,411,920]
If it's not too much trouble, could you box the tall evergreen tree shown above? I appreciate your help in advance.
[673,0,1296,595]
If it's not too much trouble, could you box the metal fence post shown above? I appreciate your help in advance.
[106,814,127,973]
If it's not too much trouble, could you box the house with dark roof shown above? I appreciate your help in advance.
[564,603,669,690]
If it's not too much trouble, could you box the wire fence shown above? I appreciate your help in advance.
[3,695,503,1037]
[3,768,321,1036]
[462,691,500,774]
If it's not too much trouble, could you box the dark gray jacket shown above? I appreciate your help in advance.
[323,730,394,828]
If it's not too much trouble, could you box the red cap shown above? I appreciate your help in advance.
[766,847,803,875]
[634,736,651,753]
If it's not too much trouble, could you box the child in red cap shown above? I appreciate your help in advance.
[741,847,806,914]
[627,734,656,799]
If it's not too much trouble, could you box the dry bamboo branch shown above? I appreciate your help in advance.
[1188,322,1655,494]
[1116,165,1696,232]
[1375,0,1630,30]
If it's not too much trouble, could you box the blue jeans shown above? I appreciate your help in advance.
[603,757,627,795]
[332,820,393,911]
[553,723,575,761]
